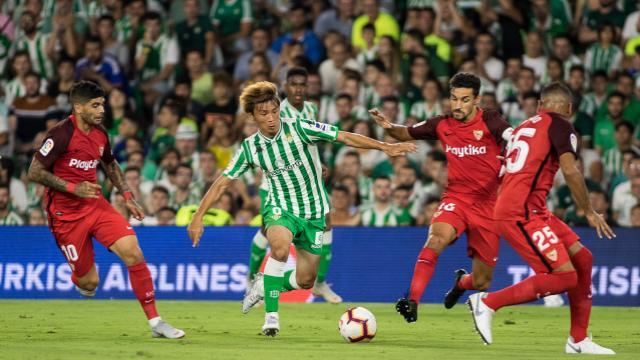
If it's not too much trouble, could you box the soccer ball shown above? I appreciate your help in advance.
[338,307,377,343]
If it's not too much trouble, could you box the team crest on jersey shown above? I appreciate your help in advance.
[473,130,483,140]
[285,133,294,142]
[546,249,558,261]
[98,146,104,156]
[570,133,578,152]
[39,138,54,156]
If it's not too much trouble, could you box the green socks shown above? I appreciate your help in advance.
[316,230,333,283]
[248,230,268,280]
[263,257,285,313]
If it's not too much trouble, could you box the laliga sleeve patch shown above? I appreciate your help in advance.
[39,138,54,156]
[570,133,578,153]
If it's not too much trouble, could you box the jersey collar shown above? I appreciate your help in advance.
[257,121,283,142]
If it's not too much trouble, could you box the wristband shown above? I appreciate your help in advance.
[123,191,134,201]
[65,182,76,194]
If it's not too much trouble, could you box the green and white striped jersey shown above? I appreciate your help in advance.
[409,101,443,122]
[14,32,53,79]
[359,204,399,227]
[0,210,24,225]
[224,117,339,220]
[585,44,622,75]
[280,98,317,121]
[135,34,179,81]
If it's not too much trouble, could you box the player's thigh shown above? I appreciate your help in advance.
[92,199,136,249]
[265,225,294,261]
[109,235,144,266]
[499,219,573,274]
[547,213,581,249]
[427,196,468,251]
[466,215,500,268]
[51,218,95,277]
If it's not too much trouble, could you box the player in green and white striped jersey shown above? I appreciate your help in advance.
[188,81,416,337]
[248,67,343,305]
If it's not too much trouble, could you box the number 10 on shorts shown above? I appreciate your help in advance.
[61,244,79,263]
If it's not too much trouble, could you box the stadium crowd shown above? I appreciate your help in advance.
[1,0,640,228]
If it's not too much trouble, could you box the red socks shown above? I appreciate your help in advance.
[128,261,159,320]
[568,247,593,342]
[458,274,475,290]
[483,270,577,311]
[408,247,438,303]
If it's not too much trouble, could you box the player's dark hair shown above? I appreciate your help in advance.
[615,120,634,133]
[540,82,573,103]
[151,185,170,196]
[286,67,308,81]
[449,72,481,97]
[69,81,105,104]
[335,92,353,102]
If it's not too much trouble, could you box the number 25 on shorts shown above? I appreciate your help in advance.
[531,226,558,252]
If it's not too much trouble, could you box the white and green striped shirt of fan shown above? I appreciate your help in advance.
[224,117,338,220]
[409,101,443,122]
[14,32,53,79]
[359,204,399,227]
[585,44,622,75]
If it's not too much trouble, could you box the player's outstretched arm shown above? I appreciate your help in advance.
[337,131,417,157]
[368,108,415,141]
[188,175,234,247]
[559,153,616,239]
[103,160,144,221]
[28,157,101,198]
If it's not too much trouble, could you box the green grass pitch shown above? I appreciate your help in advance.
[1,300,638,359]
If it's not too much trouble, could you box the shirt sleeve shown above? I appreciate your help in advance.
[407,115,444,140]
[34,123,70,169]
[222,146,251,179]
[299,120,339,143]
[549,113,578,158]
[483,109,512,144]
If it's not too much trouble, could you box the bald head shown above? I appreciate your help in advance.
[539,82,573,117]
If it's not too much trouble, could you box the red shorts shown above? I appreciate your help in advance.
[498,212,580,274]
[431,194,500,266]
[49,198,135,277]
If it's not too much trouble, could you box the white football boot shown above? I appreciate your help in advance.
[151,320,186,339]
[75,286,96,298]
[242,273,264,314]
[262,312,280,337]
[543,294,565,307]
[467,292,495,345]
[312,281,343,304]
[565,336,615,355]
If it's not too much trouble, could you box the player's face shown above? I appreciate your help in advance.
[253,101,281,137]
[449,87,479,121]
[76,97,105,126]
[286,75,307,107]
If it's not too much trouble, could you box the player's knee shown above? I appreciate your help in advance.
[79,276,99,291]
[297,273,316,289]
[426,234,449,253]
[122,247,145,266]
[270,247,289,262]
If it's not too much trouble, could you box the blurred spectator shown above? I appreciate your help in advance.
[579,0,625,44]
[392,184,415,226]
[565,189,617,227]
[319,40,359,94]
[501,66,536,126]
[272,4,324,65]
[522,31,547,79]
[630,204,640,227]
[156,206,177,225]
[0,183,23,225]
[104,87,132,139]
[206,118,237,170]
[613,173,640,227]
[184,50,214,106]
[169,163,201,209]
[314,0,355,40]
[0,156,27,213]
[528,0,570,46]
[603,121,639,183]
[177,0,215,66]
[202,71,237,141]
[26,207,45,225]
[75,36,125,92]
[409,78,443,124]
[551,34,580,80]
[47,58,75,113]
[594,91,628,154]
[194,150,219,188]
[96,15,129,73]
[233,28,279,84]
[351,0,399,51]
[415,196,440,226]
[0,0,15,75]
[584,23,622,76]
[473,32,504,83]
[135,11,179,107]
[330,184,360,226]
[359,176,399,226]
[209,0,253,55]
[544,56,565,85]
[150,100,195,162]
[580,70,609,118]
[144,185,170,220]
[175,123,200,169]
[496,57,522,104]
[334,151,372,205]
[14,11,56,79]
[9,71,59,153]
[4,50,44,106]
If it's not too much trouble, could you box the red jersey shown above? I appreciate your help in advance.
[35,115,114,221]
[494,110,578,220]
[408,108,511,200]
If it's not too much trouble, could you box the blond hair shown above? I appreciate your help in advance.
[239,81,280,114]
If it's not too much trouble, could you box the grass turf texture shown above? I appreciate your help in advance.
[1,301,638,359]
